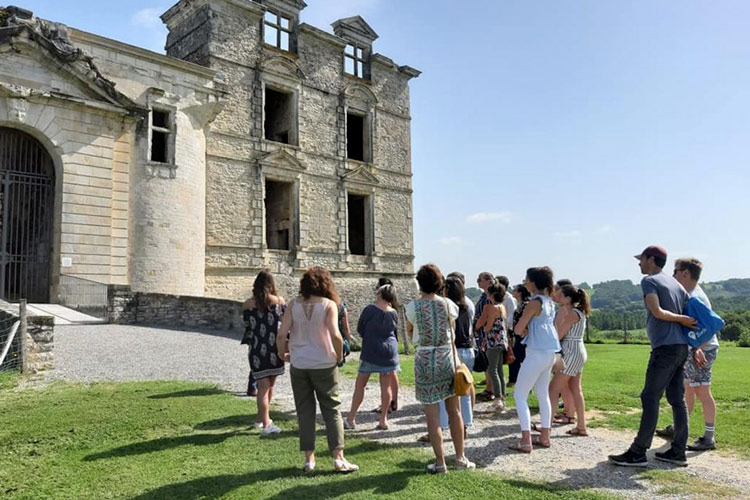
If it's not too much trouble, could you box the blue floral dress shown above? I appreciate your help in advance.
[242,304,285,379]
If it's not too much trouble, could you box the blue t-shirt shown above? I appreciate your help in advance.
[641,272,689,348]
[357,304,400,367]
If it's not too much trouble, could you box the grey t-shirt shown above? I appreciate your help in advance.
[642,272,689,348]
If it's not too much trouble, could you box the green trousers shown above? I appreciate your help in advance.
[290,364,345,453]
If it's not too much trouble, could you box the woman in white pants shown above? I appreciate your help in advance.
[509,266,561,453]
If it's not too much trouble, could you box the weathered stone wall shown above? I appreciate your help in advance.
[108,285,244,332]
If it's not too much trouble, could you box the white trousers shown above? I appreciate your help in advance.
[514,348,556,432]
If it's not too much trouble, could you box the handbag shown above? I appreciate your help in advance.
[503,334,516,365]
[444,298,473,396]
[473,348,489,373]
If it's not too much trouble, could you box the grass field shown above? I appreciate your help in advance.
[341,344,750,457]
[0,381,613,500]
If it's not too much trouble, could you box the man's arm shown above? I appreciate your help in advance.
[644,293,697,328]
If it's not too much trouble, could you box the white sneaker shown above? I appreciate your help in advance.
[254,420,267,429]
[260,424,282,436]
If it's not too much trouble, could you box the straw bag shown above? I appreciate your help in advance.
[445,298,473,396]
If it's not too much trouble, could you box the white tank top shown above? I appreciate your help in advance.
[289,298,337,369]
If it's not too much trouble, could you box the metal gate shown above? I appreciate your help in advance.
[0,128,55,303]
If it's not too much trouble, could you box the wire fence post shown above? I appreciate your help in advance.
[19,299,27,373]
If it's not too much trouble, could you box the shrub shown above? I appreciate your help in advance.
[738,327,750,348]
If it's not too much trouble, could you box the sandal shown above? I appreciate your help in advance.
[566,427,589,437]
[417,433,430,443]
[375,423,389,431]
[531,435,550,448]
[302,461,316,473]
[530,422,548,433]
[553,414,575,425]
[427,462,447,474]
[333,458,359,473]
[343,420,356,430]
[390,400,398,413]
[508,441,532,453]
[455,456,476,470]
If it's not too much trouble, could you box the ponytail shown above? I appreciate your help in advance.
[561,284,591,316]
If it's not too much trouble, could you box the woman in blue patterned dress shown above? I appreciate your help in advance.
[405,264,475,473]
[242,270,286,436]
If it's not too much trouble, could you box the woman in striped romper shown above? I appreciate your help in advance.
[549,284,590,436]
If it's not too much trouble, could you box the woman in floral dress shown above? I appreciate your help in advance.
[242,270,286,436]
[405,264,475,474]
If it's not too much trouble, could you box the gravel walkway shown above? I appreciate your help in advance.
[48,324,750,499]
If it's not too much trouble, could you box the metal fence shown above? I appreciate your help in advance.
[0,303,22,373]
[58,274,108,320]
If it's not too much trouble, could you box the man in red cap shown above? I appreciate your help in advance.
[609,245,696,467]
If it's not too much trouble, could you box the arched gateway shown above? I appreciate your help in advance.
[0,127,55,302]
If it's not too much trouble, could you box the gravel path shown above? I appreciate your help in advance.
[47,324,750,499]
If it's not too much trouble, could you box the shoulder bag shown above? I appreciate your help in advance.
[445,298,473,396]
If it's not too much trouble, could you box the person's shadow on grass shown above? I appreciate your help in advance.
[129,460,423,500]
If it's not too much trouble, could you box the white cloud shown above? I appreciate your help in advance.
[554,230,582,240]
[465,211,513,224]
[131,8,163,30]
[440,236,463,246]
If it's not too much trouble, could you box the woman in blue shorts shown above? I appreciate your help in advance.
[344,284,400,431]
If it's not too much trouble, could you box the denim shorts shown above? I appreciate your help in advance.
[359,359,400,374]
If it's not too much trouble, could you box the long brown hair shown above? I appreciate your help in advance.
[299,266,340,305]
[561,284,591,316]
[252,270,277,309]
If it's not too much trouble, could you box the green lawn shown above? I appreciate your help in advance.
[342,344,750,457]
[0,381,613,500]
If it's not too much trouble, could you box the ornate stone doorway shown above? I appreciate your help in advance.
[0,127,55,302]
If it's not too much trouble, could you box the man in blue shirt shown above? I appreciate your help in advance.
[609,245,697,467]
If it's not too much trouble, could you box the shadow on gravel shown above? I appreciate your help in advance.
[553,460,651,493]
[148,387,226,399]
[125,324,243,341]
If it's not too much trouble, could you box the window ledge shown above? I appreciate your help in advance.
[346,158,373,168]
[264,140,300,150]
[263,44,299,59]
[146,161,177,179]
[344,73,371,84]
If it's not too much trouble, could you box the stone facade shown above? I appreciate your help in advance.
[0,3,419,329]
[162,0,420,321]
[0,301,54,373]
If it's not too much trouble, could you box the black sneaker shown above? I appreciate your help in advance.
[687,437,716,451]
[654,448,688,467]
[654,424,675,439]
[608,450,648,467]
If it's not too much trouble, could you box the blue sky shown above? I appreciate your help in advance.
[17,1,750,286]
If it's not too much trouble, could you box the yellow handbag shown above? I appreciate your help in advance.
[445,298,474,396]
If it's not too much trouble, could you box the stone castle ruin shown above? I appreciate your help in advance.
[0,1,419,328]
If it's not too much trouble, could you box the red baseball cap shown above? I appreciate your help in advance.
[634,245,667,260]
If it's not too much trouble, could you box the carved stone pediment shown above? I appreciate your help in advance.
[261,55,305,82]
[342,164,379,186]
[332,16,379,45]
[343,83,377,106]
[258,148,306,173]
[0,7,145,116]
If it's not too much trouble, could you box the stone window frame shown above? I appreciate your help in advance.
[342,85,377,166]
[263,9,295,53]
[261,76,300,147]
[343,185,375,257]
[260,170,301,254]
[344,43,370,80]
[345,107,373,164]
[144,94,178,178]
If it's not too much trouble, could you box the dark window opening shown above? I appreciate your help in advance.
[265,180,293,250]
[264,88,295,145]
[150,109,172,164]
[348,194,367,255]
[347,113,364,161]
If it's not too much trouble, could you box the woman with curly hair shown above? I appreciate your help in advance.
[242,270,285,436]
[277,267,358,473]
